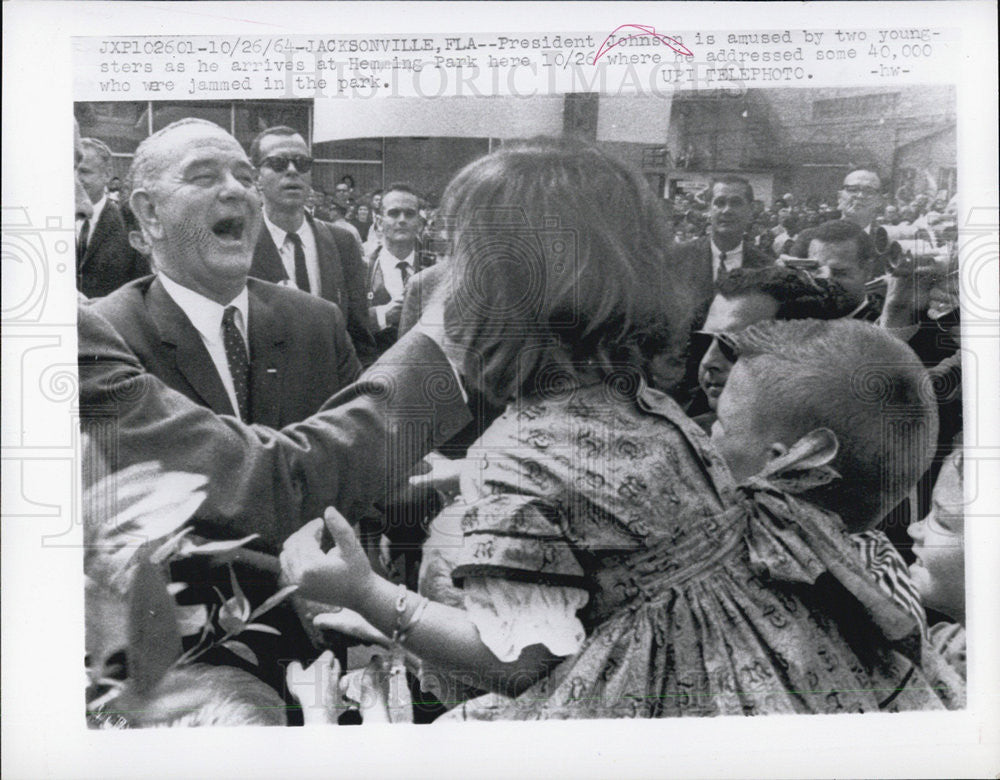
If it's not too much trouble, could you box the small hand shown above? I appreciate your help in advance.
[408,453,463,501]
[280,507,375,611]
[286,650,343,725]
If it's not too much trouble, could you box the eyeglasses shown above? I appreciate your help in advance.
[692,331,740,364]
[260,155,313,173]
[841,185,880,197]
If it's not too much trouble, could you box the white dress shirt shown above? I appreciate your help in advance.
[77,192,107,241]
[710,240,743,280]
[374,246,415,329]
[159,273,251,420]
[262,212,321,295]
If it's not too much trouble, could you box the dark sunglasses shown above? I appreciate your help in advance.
[260,155,313,173]
[692,331,740,364]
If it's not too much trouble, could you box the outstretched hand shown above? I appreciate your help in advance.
[280,507,375,611]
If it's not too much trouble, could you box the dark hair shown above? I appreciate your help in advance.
[248,125,303,166]
[729,319,938,530]
[340,174,356,188]
[716,267,856,320]
[380,182,420,212]
[791,219,876,269]
[708,175,754,204]
[439,136,692,406]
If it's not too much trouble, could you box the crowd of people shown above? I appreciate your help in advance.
[75,115,965,727]
[668,171,959,258]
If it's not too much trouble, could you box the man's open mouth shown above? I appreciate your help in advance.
[212,217,245,241]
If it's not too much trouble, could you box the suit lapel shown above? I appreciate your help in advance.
[251,228,288,285]
[81,203,113,269]
[367,248,391,306]
[306,214,345,306]
[146,277,236,416]
[246,283,287,427]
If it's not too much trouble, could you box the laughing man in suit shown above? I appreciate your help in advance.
[75,137,149,298]
[93,119,361,429]
[248,126,376,365]
[89,117,367,691]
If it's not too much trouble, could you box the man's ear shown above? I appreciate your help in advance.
[762,428,839,476]
[130,190,164,241]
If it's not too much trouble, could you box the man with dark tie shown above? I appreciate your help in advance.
[653,175,772,396]
[366,183,435,355]
[248,126,375,364]
[75,137,148,298]
[89,117,366,695]
[93,118,361,428]
[672,175,774,330]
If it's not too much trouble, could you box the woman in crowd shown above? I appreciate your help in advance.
[281,137,961,720]
[349,201,373,243]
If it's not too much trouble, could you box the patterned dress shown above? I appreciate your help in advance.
[437,380,964,720]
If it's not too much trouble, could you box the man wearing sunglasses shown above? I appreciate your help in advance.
[249,126,375,365]
[838,169,884,233]
[689,266,855,432]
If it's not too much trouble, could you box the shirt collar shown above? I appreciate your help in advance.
[262,209,310,248]
[380,246,416,270]
[86,193,108,225]
[710,239,743,265]
[158,273,250,343]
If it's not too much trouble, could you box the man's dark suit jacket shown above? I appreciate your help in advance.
[250,212,376,365]
[77,200,149,299]
[367,240,435,355]
[91,275,362,430]
[655,235,773,400]
[78,303,472,551]
[398,262,504,460]
[671,235,774,331]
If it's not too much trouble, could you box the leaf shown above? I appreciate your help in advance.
[221,640,259,666]
[218,596,247,636]
[126,555,183,695]
[174,604,209,636]
[241,623,282,636]
[92,469,207,547]
[150,527,195,564]
[85,464,207,596]
[248,585,299,622]
[183,534,261,557]
[228,565,251,622]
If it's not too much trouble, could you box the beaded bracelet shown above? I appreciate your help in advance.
[390,582,409,645]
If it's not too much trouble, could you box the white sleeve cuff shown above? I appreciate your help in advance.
[462,576,588,663]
